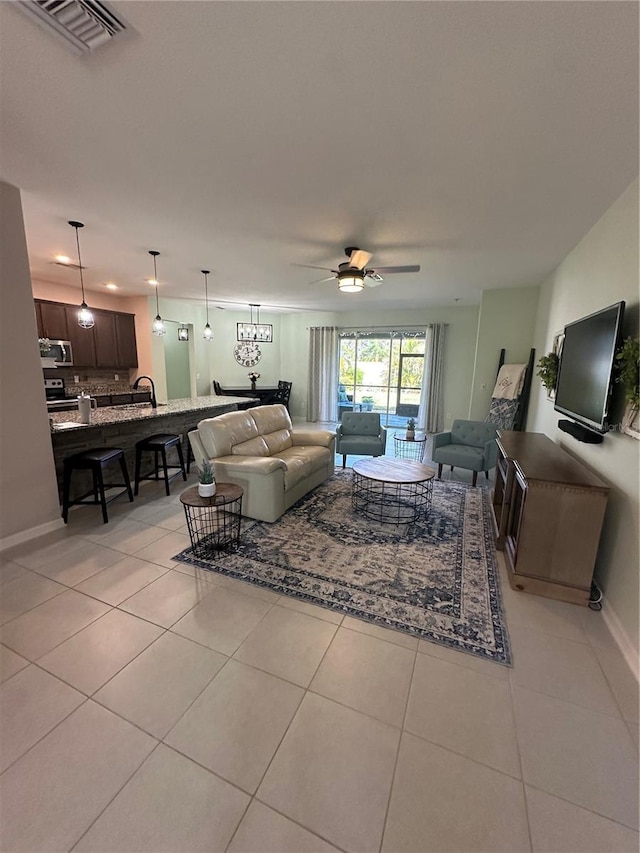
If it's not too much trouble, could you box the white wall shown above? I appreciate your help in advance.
[528,178,639,666]
[469,286,541,420]
[0,182,61,546]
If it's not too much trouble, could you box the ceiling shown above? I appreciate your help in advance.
[1,1,637,314]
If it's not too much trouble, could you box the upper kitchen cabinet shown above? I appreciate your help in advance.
[114,312,138,368]
[93,310,119,368]
[37,299,139,368]
[36,300,68,340]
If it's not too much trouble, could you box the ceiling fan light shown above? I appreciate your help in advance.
[338,270,365,293]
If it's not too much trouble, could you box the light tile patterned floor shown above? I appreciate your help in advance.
[0,436,638,852]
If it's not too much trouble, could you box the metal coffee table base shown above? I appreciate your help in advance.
[352,472,433,524]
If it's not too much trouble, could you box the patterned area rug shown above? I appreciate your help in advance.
[173,470,511,665]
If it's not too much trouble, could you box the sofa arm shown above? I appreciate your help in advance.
[380,424,387,451]
[291,429,335,450]
[432,431,452,452]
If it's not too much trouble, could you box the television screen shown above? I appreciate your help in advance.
[554,301,625,432]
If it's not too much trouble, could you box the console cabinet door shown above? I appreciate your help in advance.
[114,313,138,368]
[93,310,119,368]
[65,306,96,367]
[38,301,68,340]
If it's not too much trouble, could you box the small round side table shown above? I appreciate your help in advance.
[180,483,243,559]
[393,430,427,462]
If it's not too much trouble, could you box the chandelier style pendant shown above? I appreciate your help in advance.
[68,220,94,329]
[237,304,273,343]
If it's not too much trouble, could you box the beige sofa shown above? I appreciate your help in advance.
[188,404,335,523]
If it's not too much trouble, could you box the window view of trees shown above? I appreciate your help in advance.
[338,333,425,424]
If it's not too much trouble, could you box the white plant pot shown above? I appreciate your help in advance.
[198,482,216,498]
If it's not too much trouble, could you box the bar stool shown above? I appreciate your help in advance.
[62,447,133,524]
[134,433,187,496]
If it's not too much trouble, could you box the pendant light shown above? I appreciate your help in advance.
[149,250,165,336]
[68,220,94,329]
[237,304,273,343]
[202,269,213,340]
[177,324,189,341]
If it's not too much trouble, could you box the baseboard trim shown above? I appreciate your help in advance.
[602,598,640,683]
[0,518,65,553]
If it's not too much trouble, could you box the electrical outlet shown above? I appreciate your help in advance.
[114,374,119,381]
[73,375,79,384]
[196,373,200,380]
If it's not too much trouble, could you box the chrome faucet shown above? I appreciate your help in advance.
[132,375,157,408]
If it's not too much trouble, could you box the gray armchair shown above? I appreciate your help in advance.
[432,419,499,486]
[335,412,387,469]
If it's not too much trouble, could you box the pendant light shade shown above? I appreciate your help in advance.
[177,324,189,341]
[202,269,213,340]
[149,250,165,337]
[68,221,94,329]
[237,304,273,342]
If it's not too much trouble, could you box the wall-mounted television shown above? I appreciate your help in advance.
[554,301,625,435]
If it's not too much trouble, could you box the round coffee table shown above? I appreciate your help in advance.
[351,458,436,524]
[393,430,427,462]
[180,483,243,559]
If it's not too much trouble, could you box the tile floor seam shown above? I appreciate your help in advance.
[504,612,591,646]
[0,694,90,777]
[247,797,352,853]
[523,779,640,835]
[507,664,624,722]
[158,740,266,801]
[506,651,535,853]
[590,640,639,724]
[115,570,215,628]
[0,599,113,662]
[23,546,128,587]
[0,586,69,629]
[416,640,511,678]
[67,739,164,852]
[153,652,234,743]
[377,646,419,853]
[220,793,254,853]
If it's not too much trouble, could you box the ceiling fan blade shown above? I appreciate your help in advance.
[348,249,373,269]
[293,263,336,272]
[372,265,420,274]
[309,275,337,285]
[363,277,384,288]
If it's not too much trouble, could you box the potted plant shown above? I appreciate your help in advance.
[361,395,374,412]
[536,352,559,392]
[38,337,51,355]
[196,459,216,498]
[615,336,640,434]
[406,417,416,440]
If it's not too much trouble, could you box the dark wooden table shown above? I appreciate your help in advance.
[223,387,278,404]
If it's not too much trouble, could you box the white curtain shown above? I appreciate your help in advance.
[418,324,446,433]
[307,326,338,422]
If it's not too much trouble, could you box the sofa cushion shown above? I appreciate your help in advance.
[263,428,293,455]
[252,404,293,435]
[197,410,261,458]
[231,436,270,456]
[276,446,331,490]
[434,444,485,470]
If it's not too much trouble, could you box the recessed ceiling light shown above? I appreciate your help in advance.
[55,254,71,264]
[105,283,118,290]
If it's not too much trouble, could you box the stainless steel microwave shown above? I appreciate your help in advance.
[42,340,73,366]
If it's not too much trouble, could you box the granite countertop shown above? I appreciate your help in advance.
[49,395,251,432]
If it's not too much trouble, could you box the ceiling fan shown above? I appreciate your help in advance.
[296,246,420,293]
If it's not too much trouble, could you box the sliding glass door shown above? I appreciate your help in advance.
[338,331,425,426]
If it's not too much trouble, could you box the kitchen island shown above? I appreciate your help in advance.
[49,395,255,503]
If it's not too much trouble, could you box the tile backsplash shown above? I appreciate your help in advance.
[44,367,139,397]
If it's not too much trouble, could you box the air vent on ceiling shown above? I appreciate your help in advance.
[16,0,126,55]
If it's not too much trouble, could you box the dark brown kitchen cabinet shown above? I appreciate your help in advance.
[35,299,138,369]
[114,312,138,368]
[37,300,68,340]
[64,306,96,367]
[93,310,119,368]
